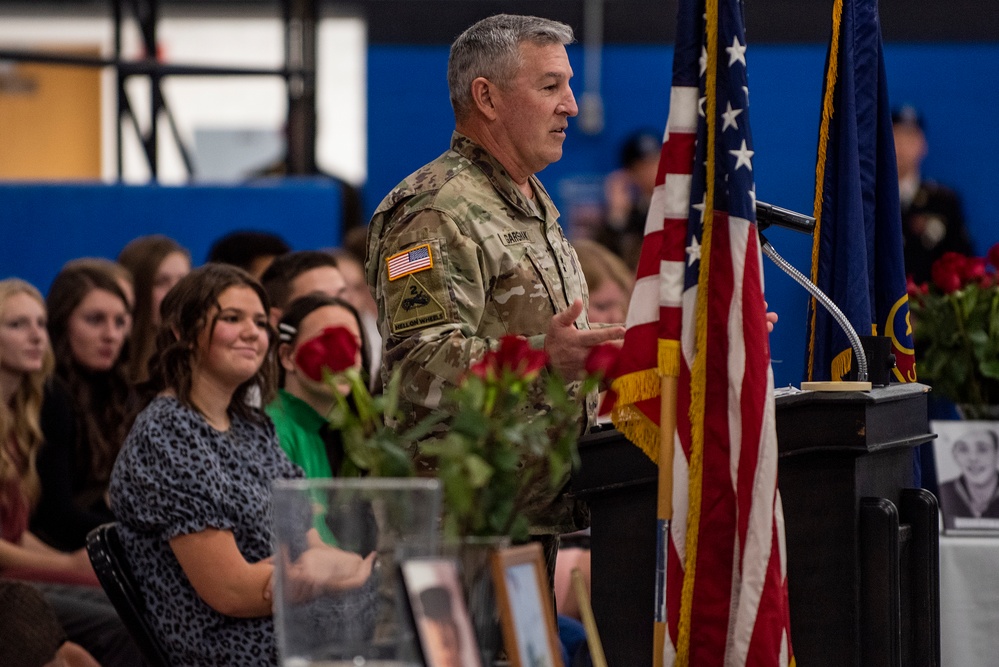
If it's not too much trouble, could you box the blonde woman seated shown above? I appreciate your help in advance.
[110,264,374,666]
[571,239,635,326]
[0,278,143,667]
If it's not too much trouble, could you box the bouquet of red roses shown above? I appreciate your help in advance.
[296,329,613,540]
[908,242,999,416]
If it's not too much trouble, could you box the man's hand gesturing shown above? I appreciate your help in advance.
[545,299,625,380]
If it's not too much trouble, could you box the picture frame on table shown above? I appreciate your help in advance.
[399,557,483,667]
[930,419,999,534]
[490,543,564,667]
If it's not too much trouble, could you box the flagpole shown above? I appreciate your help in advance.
[653,374,678,666]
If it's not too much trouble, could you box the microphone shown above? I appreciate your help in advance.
[755,201,815,235]
[753,199,876,387]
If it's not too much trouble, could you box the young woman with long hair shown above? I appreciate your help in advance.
[0,278,142,667]
[0,278,93,581]
[117,234,191,383]
[32,263,135,551]
[110,264,373,666]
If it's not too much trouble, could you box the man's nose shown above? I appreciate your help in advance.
[560,88,579,117]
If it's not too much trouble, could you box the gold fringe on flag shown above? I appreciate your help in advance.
[676,0,719,662]
[610,369,664,458]
[610,340,682,463]
[659,338,681,378]
[806,0,843,382]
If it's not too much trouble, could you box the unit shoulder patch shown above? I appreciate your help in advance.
[391,274,447,334]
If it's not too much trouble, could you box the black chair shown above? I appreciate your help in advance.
[86,522,171,667]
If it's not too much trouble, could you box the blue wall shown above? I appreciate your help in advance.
[367,42,999,388]
[0,179,342,294]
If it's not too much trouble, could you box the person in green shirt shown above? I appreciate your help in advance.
[266,293,370,478]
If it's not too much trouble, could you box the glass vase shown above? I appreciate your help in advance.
[272,477,442,667]
[442,535,511,667]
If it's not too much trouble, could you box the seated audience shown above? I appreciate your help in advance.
[0,279,95,585]
[110,264,374,666]
[61,258,135,322]
[332,234,382,387]
[267,293,369,478]
[594,129,662,269]
[572,238,635,325]
[117,235,192,383]
[260,250,347,326]
[33,264,135,552]
[0,278,143,667]
[0,579,100,667]
[207,229,291,280]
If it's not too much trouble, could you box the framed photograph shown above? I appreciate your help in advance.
[400,558,483,667]
[490,543,564,667]
[930,420,999,534]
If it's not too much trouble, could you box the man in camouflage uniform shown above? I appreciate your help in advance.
[365,15,624,554]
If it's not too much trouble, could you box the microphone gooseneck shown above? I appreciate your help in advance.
[759,234,868,383]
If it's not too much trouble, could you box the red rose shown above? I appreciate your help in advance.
[961,257,987,283]
[470,335,548,382]
[988,242,999,271]
[931,252,966,294]
[294,326,359,381]
[585,342,620,378]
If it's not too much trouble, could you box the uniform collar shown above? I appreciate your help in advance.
[450,132,558,223]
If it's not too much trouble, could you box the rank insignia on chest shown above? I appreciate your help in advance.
[386,243,433,281]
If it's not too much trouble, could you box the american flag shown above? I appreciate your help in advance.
[386,243,433,281]
[607,0,793,664]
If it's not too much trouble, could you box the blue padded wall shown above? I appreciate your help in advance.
[0,178,341,295]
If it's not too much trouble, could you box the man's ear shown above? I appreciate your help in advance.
[470,77,499,121]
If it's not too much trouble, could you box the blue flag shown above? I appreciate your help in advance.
[805,0,916,384]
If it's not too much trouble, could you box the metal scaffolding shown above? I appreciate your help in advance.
[0,0,318,181]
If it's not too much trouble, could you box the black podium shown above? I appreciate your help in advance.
[574,383,940,667]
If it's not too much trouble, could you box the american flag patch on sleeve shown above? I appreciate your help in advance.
[386,243,433,281]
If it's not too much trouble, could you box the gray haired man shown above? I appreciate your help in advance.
[366,14,624,570]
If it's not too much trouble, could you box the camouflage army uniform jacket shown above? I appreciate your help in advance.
[365,132,591,533]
